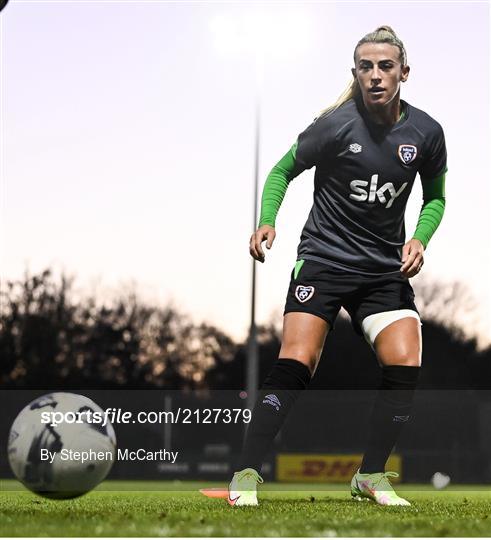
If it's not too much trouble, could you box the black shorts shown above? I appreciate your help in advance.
[284,259,418,335]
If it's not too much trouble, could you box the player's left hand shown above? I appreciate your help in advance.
[400,238,425,278]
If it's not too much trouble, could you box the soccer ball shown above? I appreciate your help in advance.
[431,471,451,490]
[8,392,116,499]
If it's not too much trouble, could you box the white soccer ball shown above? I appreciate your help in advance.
[431,471,451,490]
[8,392,116,499]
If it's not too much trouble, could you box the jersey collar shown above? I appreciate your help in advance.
[355,94,410,133]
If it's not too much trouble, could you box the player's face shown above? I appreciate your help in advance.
[352,43,410,108]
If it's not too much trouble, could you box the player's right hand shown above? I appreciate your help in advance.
[249,225,276,263]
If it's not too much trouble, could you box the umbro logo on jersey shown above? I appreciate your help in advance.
[295,285,315,303]
[398,144,417,165]
[263,394,281,411]
[349,143,362,153]
[349,174,408,209]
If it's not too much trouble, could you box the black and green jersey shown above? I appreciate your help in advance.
[260,95,447,275]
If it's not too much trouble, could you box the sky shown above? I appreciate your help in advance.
[0,0,490,344]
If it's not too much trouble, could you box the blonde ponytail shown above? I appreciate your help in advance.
[318,25,407,119]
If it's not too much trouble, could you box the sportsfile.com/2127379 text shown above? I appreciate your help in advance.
[39,408,252,427]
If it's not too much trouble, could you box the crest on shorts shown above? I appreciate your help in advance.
[295,285,315,303]
[398,144,417,165]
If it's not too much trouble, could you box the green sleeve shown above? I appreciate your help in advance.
[412,172,446,248]
[258,141,302,227]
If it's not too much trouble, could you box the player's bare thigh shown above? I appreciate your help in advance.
[374,316,422,367]
[279,312,330,375]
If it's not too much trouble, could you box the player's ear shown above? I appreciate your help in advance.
[401,64,410,82]
[351,67,356,79]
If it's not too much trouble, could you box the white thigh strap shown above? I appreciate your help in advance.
[361,309,421,348]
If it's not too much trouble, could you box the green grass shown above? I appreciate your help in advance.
[1,480,491,537]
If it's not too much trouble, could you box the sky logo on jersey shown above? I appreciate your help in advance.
[398,144,417,165]
[349,175,408,209]
[295,285,315,303]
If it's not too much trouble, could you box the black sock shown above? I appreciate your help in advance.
[238,358,311,472]
[360,365,420,474]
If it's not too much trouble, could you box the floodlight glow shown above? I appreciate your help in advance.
[210,9,313,61]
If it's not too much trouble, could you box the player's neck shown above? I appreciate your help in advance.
[363,93,402,127]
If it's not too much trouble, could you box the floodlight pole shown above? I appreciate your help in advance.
[246,90,261,414]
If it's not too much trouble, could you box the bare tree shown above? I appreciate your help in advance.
[413,276,489,350]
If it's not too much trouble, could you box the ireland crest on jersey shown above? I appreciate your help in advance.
[398,144,417,165]
[295,285,315,303]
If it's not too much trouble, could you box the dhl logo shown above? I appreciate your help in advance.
[276,454,401,483]
[301,459,357,477]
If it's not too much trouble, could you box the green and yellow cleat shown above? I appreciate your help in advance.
[351,470,411,506]
[227,468,264,507]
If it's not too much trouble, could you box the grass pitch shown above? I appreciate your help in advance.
[1,480,491,537]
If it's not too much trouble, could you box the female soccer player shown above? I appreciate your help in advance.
[229,25,446,507]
